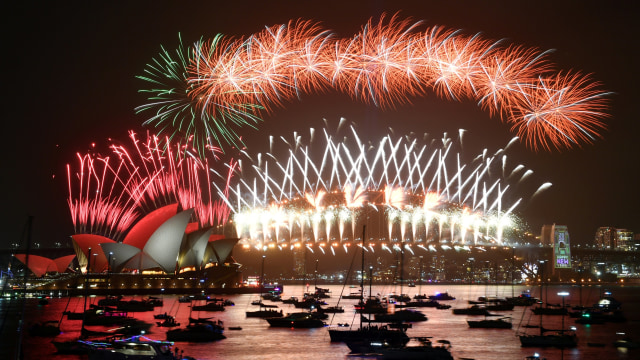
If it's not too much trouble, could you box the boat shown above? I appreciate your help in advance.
[372,309,428,323]
[155,312,171,320]
[328,225,409,347]
[329,323,409,346]
[292,296,327,309]
[97,295,123,307]
[178,294,209,303]
[346,336,453,360]
[28,320,61,336]
[156,316,180,327]
[86,334,195,359]
[74,307,135,326]
[575,308,626,324]
[389,292,411,302]
[166,318,225,342]
[531,303,568,315]
[144,296,164,307]
[265,311,326,328]
[467,316,513,329]
[308,286,331,299]
[428,292,456,301]
[506,291,538,306]
[190,300,225,312]
[481,297,515,311]
[247,256,282,318]
[246,308,284,318]
[52,339,104,355]
[354,296,387,314]
[251,299,279,307]
[519,330,577,348]
[82,320,153,338]
[341,290,363,300]
[282,296,299,304]
[319,305,344,313]
[519,295,577,347]
[452,305,492,315]
[404,299,441,307]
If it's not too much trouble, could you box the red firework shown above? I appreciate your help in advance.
[67,131,235,239]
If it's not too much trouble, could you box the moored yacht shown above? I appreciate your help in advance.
[346,336,453,360]
[86,334,196,359]
[265,312,326,328]
[467,316,513,329]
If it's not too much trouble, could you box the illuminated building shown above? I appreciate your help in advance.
[540,225,554,246]
[595,227,635,251]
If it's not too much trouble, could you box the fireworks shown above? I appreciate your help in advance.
[215,122,549,251]
[66,131,234,240]
[138,13,610,152]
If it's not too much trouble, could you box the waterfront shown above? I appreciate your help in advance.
[3,284,639,360]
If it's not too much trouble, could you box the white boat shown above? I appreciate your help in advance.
[87,334,196,359]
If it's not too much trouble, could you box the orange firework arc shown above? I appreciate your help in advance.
[158,13,610,151]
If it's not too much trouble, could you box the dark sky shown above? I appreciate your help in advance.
[2,1,638,250]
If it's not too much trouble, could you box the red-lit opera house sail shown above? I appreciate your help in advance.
[179,227,214,270]
[99,209,194,274]
[121,204,179,250]
[71,234,117,273]
[14,254,59,277]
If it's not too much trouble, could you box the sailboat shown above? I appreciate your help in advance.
[328,225,409,347]
[53,247,102,354]
[530,264,567,315]
[519,328,577,348]
[467,316,513,329]
[518,290,577,347]
[246,255,283,318]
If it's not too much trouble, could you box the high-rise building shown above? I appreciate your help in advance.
[595,227,616,249]
[616,229,634,251]
[594,227,635,251]
[292,245,306,277]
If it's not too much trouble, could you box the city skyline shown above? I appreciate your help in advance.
[2,1,638,252]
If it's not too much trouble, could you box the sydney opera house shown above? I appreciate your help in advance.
[14,204,243,295]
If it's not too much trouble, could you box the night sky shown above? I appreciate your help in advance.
[2,1,638,251]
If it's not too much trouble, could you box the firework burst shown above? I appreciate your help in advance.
[138,13,610,152]
[214,122,548,250]
[66,131,234,240]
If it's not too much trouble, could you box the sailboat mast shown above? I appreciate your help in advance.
[81,247,92,337]
[16,216,33,360]
[360,225,366,331]
[400,243,404,301]
[260,255,265,307]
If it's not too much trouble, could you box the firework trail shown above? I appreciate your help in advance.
[66,131,234,240]
[216,122,548,248]
[138,13,610,153]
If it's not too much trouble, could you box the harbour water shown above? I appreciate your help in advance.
[4,284,640,359]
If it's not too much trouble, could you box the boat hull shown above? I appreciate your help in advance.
[519,334,577,347]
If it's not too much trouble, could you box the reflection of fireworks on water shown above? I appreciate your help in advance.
[216,121,549,252]
[139,14,609,153]
[66,131,234,240]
